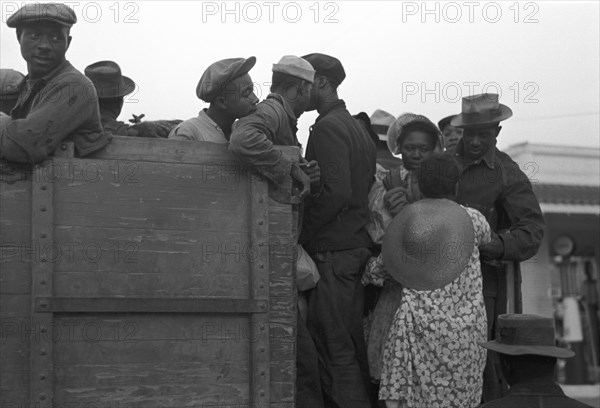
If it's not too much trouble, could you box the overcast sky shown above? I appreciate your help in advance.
[1,0,598,150]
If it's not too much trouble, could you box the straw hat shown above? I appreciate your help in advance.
[382,198,474,291]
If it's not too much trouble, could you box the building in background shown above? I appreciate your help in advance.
[505,142,599,389]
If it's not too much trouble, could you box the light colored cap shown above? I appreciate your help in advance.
[272,55,315,83]
[370,109,395,141]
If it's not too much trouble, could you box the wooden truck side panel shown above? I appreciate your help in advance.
[0,137,297,407]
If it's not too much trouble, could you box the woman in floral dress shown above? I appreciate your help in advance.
[363,113,443,383]
[370,153,491,408]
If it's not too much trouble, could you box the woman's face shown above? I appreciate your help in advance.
[400,131,435,170]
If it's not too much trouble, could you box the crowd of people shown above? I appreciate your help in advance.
[0,3,592,408]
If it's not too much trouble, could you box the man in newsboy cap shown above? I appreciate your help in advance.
[479,314,591,407]
[0,3,110,163]
[450,93,545,402]
[299,52,377,408]
[169,57,259,143]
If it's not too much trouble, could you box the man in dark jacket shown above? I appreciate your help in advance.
[300,53,377,408]
[0,3,110,163]
[450,93,546,402]
[479,314,592,408]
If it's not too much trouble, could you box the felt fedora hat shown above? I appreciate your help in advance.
[451,93,513,128]
[85,61,135,99]
[480,314,575,358]
[382,198,475,291]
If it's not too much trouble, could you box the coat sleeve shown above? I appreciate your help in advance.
[498,163,545,262]
[229,104,292,184]
[0,79,101,164]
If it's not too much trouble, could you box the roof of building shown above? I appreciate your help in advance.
[533,184,600,206]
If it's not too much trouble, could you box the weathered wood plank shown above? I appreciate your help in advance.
[35,297,268,314]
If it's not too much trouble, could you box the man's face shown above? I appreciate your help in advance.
[461,125,499,160]
[19,23,71,79]
[304,76,320,112]
[400,130,436,171]
[299,81,313,114]
[222,73,259,119]
[442,125,463,151]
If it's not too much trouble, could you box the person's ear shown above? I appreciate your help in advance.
[214,97,227,109]
[66,35,72,50]
[495,126,502,138]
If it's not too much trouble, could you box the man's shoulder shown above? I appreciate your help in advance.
[51,62,93,88]
[494,147,521,169]
[170,114,224,142]
[312,106,354,134]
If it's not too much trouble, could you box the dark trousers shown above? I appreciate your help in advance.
[297,307,324,408]
[307,247,373,408]
[482,263,510,402]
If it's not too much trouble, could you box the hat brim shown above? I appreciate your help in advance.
[97,75,135,99]
[231,56,256,80]
[479,341,575,358]
[450,105,513,128]
[382,199,475,291]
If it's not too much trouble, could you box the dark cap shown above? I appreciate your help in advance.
[7,3,77,28]
[0,69,25,99]
[197,56,256,103]
[302,53,346,85]
[480,314,575,358]
[438,115,457,132]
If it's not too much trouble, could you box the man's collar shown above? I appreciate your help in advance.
[506,381,566,397]
[199,108,222,131]
[454,139,496,169]
[316,99,345,122]
[23,60,71,87]
[267,93,297,121]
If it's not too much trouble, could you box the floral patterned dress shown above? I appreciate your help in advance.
[376,206,490,408]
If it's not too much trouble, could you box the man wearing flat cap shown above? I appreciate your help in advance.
[0,3,110,163]
[479,314,592,407]
[299,52,377,408]
[169,57,259,143]
[0,69,25,115]
[229,55,317,200]
[450,93,545,402]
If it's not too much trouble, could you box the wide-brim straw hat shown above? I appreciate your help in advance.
[382,199,474,291]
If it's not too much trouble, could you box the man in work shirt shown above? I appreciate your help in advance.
[0,3,110,164]
[170,56,259,143]
[450,93,545,402]
[229,55,316,201]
